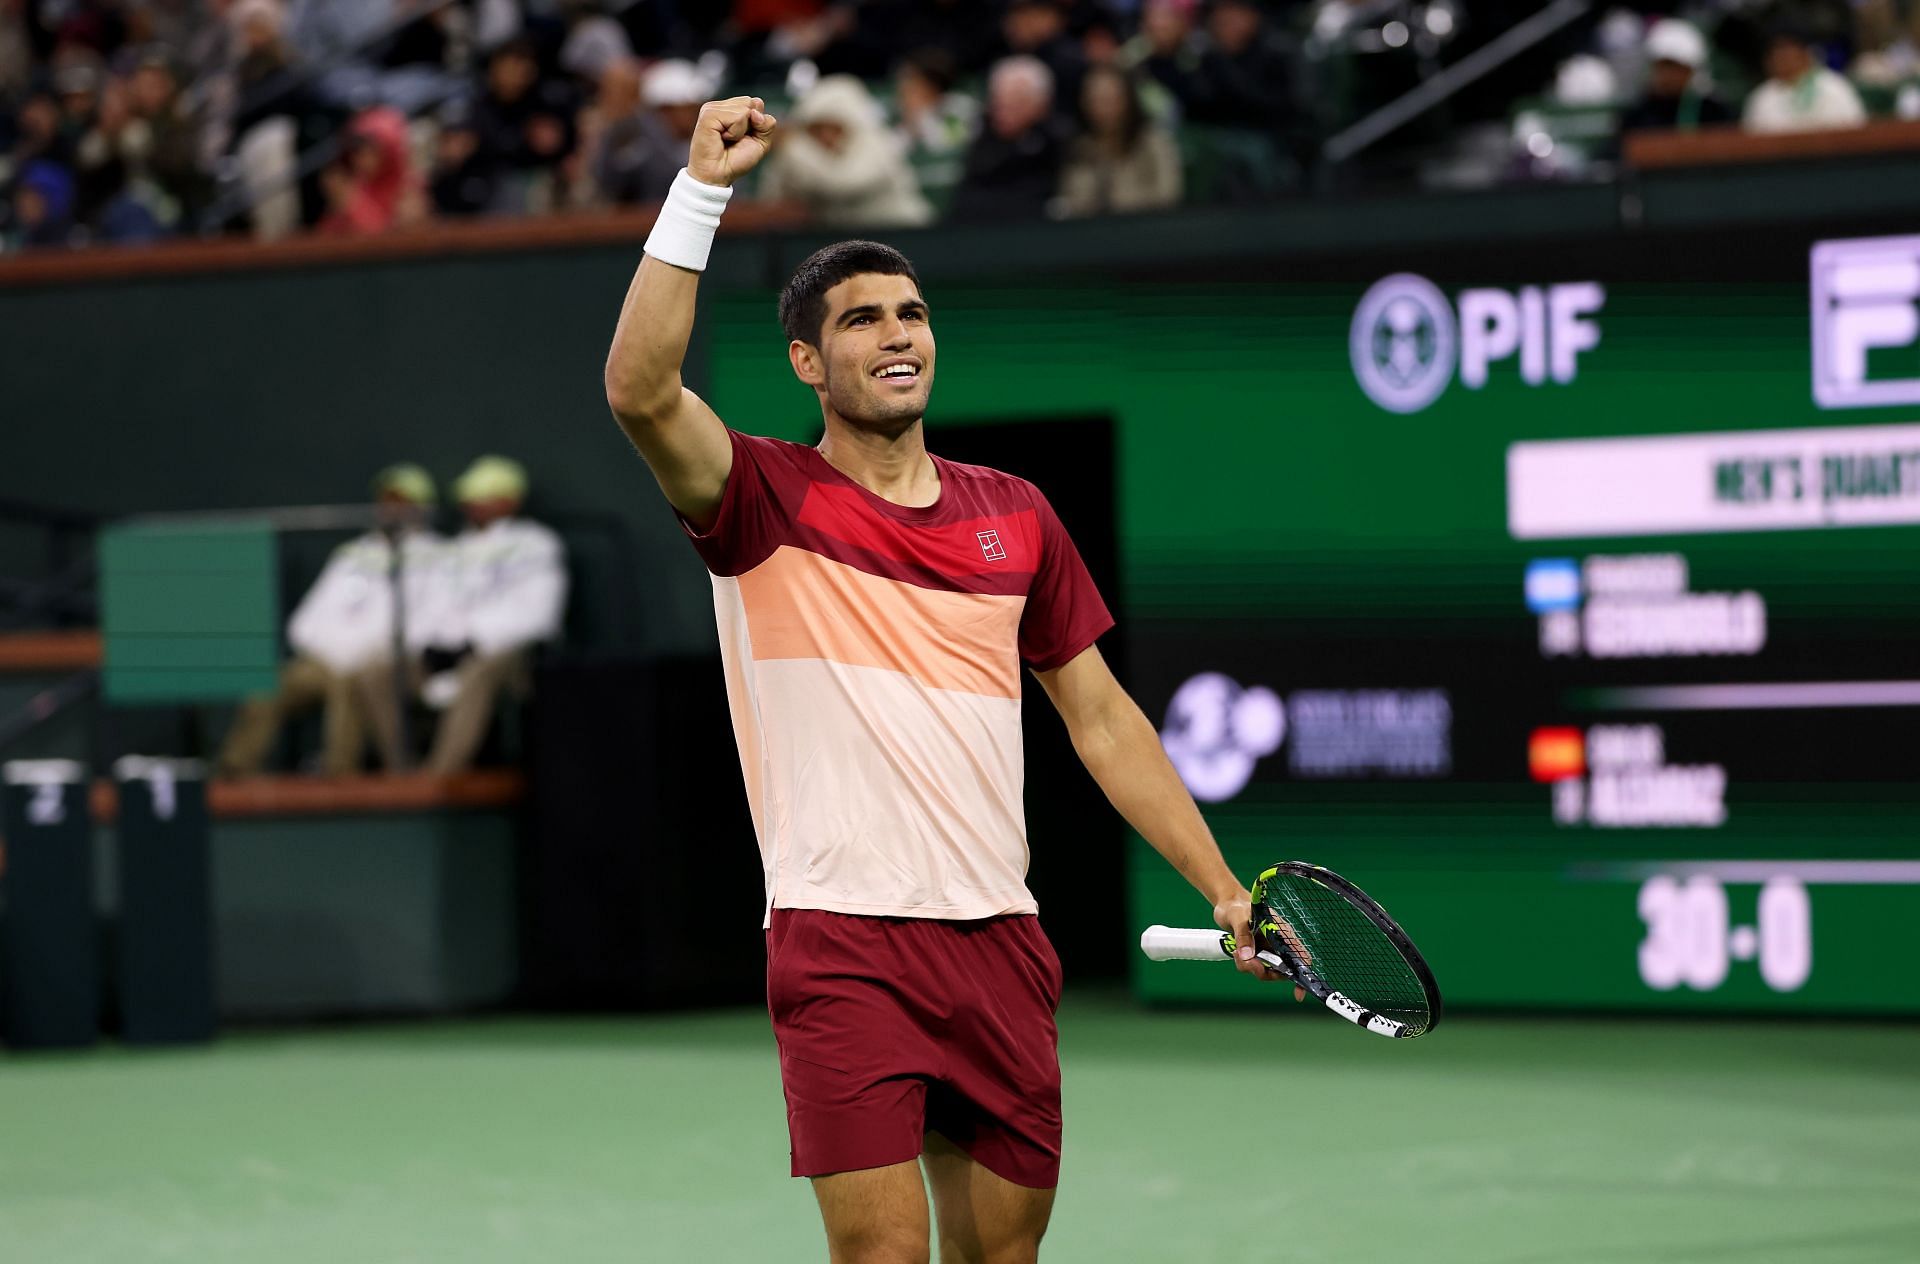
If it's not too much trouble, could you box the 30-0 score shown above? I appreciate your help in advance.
[1637,875,1812,993]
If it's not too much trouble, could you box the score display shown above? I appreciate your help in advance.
[1635,874,1810,995]
[1124,222,1920,1015]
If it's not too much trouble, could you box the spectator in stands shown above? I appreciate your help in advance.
[0,0,31,106]
[224,0,324,240]
[1622,19,1733,136]
[1174,0,1298,197]
[360,456,567,776]
[8,90,73,171]
[1083,11,1123,69]
[1853,0,1920,85]
[72,71,175,241]
[573,54,686,207]
[998,0,1085,121]
[760,73,932,228]
[1056,64,1183,217]
[216,465,447,779]
[1185,0,1293,127]
[128,51,211,225]
[472,36,578,214]
[560,57,619,210]
[54,57,106,155]
[1125,0,1204,121]
[642,56,707,152]
[430,98,498,217]
[1743,21,1868,133]
[74,74,142,227]
[229,0,304,137]
[561,12,636,86]
[2,159,77,249]
[892,48,977,207]
[950,55,1067,220]
[319,105,425,235]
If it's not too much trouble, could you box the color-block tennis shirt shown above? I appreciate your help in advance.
[683,429,1113,922]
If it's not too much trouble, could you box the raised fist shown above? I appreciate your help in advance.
[687,96,777,188]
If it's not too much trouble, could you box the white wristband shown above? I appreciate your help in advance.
[644,168,733,272]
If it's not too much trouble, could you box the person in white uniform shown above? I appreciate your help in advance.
[358,455,568,773]
[217,464,450,777]
[1743,21,1868,134]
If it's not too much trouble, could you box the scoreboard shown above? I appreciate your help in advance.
[1121,221,1920,1014]
[705,212,1920,1014]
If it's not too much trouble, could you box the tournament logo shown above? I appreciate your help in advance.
[1159,672,1286,802]
[1810,233,1920,409]
[1350,273,1457,415]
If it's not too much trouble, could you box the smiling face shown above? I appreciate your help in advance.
[789,272,936,437]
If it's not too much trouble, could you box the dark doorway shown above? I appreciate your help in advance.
[929,417,1126,982]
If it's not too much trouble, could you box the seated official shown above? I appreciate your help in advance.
[1622,20,1734,137]
[1743,21,1868,134]
[358,455,567,774]
[217,464,449,778]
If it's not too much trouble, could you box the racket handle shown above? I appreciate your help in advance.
[1140,925,1234,962]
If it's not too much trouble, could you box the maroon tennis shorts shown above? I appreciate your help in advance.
[766,908,1065,1189]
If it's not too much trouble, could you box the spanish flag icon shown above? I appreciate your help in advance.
[1528,727,1586,782]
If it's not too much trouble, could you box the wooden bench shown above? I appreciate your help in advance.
[0,629,102,673]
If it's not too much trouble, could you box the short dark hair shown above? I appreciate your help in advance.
[778,240,922,347]
[901,47,959,95]
[1766,17,1818,49]
[492,35,539,66]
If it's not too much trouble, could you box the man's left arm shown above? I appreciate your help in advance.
[1034,645,1295,989]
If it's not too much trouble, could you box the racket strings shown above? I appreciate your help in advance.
[1263,877,1432,1033]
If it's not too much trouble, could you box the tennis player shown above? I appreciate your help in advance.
[603,96,1290,1264]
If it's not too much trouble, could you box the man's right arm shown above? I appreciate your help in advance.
[602,96,776,533]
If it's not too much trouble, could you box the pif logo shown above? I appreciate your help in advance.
[1351,273,1605,414]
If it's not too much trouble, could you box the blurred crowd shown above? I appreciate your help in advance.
[2,0,1917,252]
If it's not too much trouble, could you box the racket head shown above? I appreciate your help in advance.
[1250,862,1443,1039]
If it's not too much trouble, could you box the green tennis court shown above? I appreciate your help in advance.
[5,993,1914,1263]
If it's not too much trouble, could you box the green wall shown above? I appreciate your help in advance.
[0,243,764,655]
[706,211,1920,1015]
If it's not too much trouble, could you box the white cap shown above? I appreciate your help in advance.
[453,455,529,504]
[1646,19,1707,70]
[1554,53,1617,107]
[643,58,712,107]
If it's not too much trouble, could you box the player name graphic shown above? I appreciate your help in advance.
[1527,553,1767,660]
[1531,724,1727,829]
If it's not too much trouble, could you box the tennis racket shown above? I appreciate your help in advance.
[1141,862,1442,1039]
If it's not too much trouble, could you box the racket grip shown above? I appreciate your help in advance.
[1140,925,1234,962]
